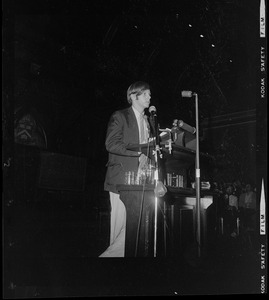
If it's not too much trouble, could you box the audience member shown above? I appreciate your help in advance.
[239,183,257,231]
[232,179,243,199]
[222,184,239,237]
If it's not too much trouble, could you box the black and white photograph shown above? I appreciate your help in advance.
[2,0,267,297]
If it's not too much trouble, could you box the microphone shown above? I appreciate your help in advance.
[181,90,196,98]
[149,106,157,116]
[148,106,159,140]
[178,120,196,134]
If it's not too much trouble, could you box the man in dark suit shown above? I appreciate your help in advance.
[99,81,151,257]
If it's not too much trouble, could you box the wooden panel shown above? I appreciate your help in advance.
[38,152,87,191]
[165,195,213,257]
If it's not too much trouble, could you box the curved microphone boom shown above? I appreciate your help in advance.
[178,120,196,134]
[148,106,159,143]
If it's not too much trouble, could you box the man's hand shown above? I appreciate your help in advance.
[138,153,149,170]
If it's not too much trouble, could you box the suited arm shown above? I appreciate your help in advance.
[105,112,140,157]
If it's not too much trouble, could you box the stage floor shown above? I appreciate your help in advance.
[3,193,261,297]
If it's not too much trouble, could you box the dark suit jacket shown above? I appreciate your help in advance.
[104,106,148,193]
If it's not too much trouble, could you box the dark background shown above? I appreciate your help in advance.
[2,0,267,297]
[3,0,264,173]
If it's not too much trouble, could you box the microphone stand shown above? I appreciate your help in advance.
[151,114,161,257]
[181,91,201,259]
[194,93,201,258]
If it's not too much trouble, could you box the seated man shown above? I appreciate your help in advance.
[239,183,256,231]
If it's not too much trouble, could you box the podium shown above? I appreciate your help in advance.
[120,143,214,258]
[165,188,214,257]
[116,184,165,257]
[117,184,214,258]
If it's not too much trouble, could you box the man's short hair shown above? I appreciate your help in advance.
[127,81,150,104]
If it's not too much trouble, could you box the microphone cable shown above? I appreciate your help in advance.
[134,126,171,257]
[134,132,152,257]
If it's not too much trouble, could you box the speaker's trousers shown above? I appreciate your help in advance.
[99,192,126,257]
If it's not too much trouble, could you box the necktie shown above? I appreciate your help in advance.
[139,114,148,144]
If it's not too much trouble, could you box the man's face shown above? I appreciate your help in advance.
[136,89,151,109]
[246,184,251,192]
[226,186,233,195]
